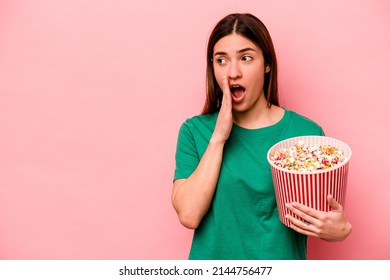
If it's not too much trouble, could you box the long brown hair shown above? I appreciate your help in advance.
[202,13,279,114]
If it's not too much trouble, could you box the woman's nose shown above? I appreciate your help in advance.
[227,61,242,80]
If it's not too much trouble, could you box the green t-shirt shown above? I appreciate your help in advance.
[174,109,325,260]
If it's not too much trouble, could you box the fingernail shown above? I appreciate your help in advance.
[285,203,291,208]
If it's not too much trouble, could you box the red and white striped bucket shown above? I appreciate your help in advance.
[267,136,352,227]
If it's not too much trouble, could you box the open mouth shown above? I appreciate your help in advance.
[230,85,246,101]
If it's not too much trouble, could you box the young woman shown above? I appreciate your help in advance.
[172,13,352,260]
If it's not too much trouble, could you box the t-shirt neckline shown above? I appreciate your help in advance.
[231,108,290,137]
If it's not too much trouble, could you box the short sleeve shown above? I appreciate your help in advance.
[320,127,325,136]
[173,120,200,181]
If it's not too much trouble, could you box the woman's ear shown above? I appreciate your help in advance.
[265,65,271,73]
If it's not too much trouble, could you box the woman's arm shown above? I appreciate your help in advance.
[172,77,233,229]
[172,139,225,229]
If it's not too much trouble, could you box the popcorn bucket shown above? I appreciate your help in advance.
[267,136,352,226]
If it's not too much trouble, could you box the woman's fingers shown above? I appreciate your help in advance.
[285,202,321,223]
[327,194,342,211]
[221,76,231,108]
[210,76,233,144]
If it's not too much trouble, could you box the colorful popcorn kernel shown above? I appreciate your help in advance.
[270,142,345,172]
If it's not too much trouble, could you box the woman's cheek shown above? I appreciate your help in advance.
[214,72,225,90]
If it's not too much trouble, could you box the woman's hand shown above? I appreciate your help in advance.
[285,194,352,241]
[210,76,233,144]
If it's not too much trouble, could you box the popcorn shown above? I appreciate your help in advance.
[267,136,352,226]
[270,140,346,172]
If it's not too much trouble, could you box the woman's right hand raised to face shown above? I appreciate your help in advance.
[210,77,233,144]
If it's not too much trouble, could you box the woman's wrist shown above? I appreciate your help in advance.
[209,136,227,146]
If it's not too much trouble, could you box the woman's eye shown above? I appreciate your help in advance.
[242,55,253,62]
[216,58,227,64]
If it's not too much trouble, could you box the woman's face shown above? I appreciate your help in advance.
[213,33,270,113]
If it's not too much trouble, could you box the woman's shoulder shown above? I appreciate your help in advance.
[284,109,324,134]
[285,109,321,126]
[177,112,218,140]
[181,112,218,128]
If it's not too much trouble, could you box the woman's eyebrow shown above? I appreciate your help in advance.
[213,51,228,56]
[237,47,256,54]
[214,47,257,57]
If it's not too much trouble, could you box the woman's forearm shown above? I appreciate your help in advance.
[172,139,225,229]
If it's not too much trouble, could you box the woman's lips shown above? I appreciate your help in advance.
[230,85,246,102]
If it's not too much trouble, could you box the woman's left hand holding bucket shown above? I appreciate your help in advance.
[285,194,352,241]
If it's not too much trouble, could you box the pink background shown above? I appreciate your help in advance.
[1,0,389,259]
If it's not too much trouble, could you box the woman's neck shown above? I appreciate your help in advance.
[233,102,284,129]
